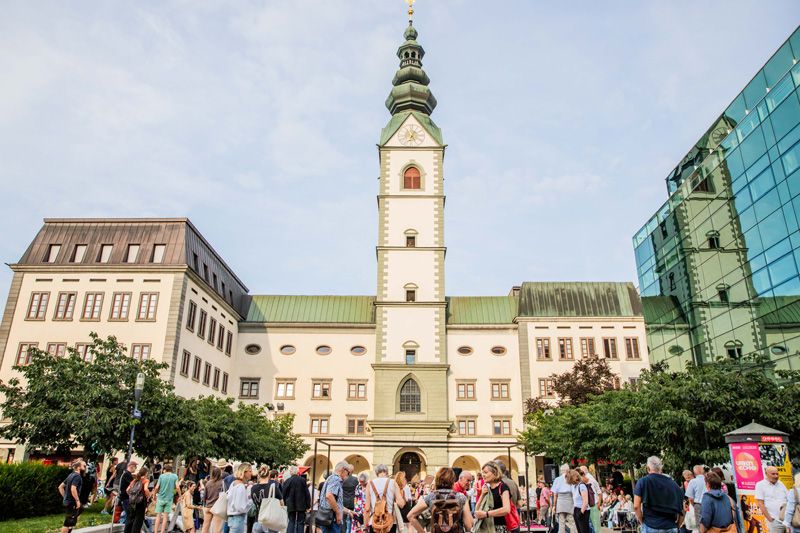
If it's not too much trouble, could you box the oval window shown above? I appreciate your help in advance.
[280,345,296,355]
[244,344,261,355]
[770,345,787,355]
[491,346,507,355]
[316,345,332,355]
[668,345,684,355]
[351,346,367,356]
[457,346,473,355]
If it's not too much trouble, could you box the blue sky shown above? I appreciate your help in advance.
[1,1,798,307]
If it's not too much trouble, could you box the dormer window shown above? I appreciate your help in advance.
[125,244,140,263]
[45,244,61,263]
[403,167,421,190]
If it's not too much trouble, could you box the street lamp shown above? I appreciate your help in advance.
[125,372,145,462]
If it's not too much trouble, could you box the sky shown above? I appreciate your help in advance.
[1,1,799,307]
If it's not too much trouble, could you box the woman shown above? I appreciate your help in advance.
[101,458,119,514]
[569,470,590,533]
[202,467,225,533]
[395,472,413,525]
[352,473,369,533]
[538,481,551,526]
[683,470,694,493]
[365,464,405,532]
[700,472,741,533]
[181,481,202,533]
[407,467,473,533]
[711,467,729,494]
[123,466,152,533]
[228,463,254,533]
[252,467,284,533]
[473,461,516,533]
[783,473,800,533]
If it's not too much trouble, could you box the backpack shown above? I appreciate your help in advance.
[431,490,464,533]
[584,483,595,507]
[128,479,145,505]
[369,480,394,533]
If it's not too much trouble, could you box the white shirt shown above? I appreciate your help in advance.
[227,481,252,516]
[755,479,789,519]
[686,475,706,503]
[367,477,397,525]
[552,474,571,494]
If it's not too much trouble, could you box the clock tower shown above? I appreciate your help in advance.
[369,18,451,468]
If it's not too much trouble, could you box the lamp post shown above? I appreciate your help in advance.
[125,372,145,462]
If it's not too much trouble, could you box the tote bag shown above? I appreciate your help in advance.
[259,483,289,531]
[211,490,228,518]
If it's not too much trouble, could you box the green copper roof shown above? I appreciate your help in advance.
[246,296,376,324]
[518,282,643,318]
[641,296,688,326]
[379,110,444,146]
[385,21,436,116]
[758,296,800,326]
[446,296,518,325]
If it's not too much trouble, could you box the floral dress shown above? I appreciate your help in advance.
[352,484,367,533]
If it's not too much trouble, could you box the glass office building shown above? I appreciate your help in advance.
[634,27,800,374]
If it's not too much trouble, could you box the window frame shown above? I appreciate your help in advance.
[15,342,38,366]
[208,318,217,345]
[192,356,202,382]
[558,337,574,360]
[75,343,92,362]
[399,379,421,413]
[490,379,511,401]
[405,289,416,302]
[212,367,221,390]
[125,244,140,263]
[136,292,159,321]
[203,362,212,386]
[347,380,368,400]
[221,372,229,394]
[239,378,260,399]
[492,417,512,436]
[47,342,67,357]
[180,350,191,376]
[456,380,476,401]
[53,292,77,321]
[109,292,132,321]
[457,417,477,436]
[310,416,330,435]
[311,379,332,400]
[131,343,151,362]
[225,331,233,356]
[45,244,61,263]
[186,300,197,331]
[98,244,113,263]
[81,292,104,321]
[535,337,551,360]
[71,244,87,263]
[152,244,167,263]
[275,379,297,400]
[603,337,619,360]
[26,292,50,320]
[538,378,555,399]
[405,349,416,365]
[197,310,207,339]
[402,166,422,190]
[579,337,596,358]
[624,337,641,360]
[346,416,367,435]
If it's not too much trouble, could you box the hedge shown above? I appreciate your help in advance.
[0,462,71,521]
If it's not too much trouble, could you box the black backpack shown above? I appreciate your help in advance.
[128,479,145,505]
[584,483,595,507]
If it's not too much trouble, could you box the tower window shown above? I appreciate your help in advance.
[403,167,421,190]
[708,236,720,249]
[406,290,416,302]
[725,340,743,359]
[669,272,676,291]
[718,289,729,303]
[399,379,421,412]
[405,350,416,365]
[406,236,416,247]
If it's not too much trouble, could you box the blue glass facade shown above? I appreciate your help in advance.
[634,27,800,373]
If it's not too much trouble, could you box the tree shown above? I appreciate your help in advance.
[549,355,617,406]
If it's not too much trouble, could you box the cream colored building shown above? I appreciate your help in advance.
[0,20,650,482]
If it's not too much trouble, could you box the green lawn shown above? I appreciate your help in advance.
[0,501,112,533]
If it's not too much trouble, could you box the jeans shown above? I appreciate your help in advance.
[120,500,131,525]
[342,512,353,533]
[287,511,306,533]
[228,514,247,533]
[640,525,679,533]
[252,522,280,533]
[573,508,591,533]
[321,521,341,533]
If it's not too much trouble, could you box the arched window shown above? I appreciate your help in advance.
[399,379,421,412]
[404,167,421,190]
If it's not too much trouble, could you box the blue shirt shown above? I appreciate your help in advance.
[686,475,706,503]
[551,474,570,494]
[571,483,588,509]
[320,474,343,511]
[634,473,684,530]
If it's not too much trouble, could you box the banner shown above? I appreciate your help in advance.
[759,442,792,489]
[730,443,763,490]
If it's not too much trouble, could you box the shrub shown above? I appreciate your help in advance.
[0,462,71,521]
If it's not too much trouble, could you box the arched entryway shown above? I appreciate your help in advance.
[494,455,520,479]
[452,455,481,475]
[345,454,370,474]
[393,449,426,481]
[304,454,332,483]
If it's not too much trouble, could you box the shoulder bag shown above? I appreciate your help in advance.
[211,485,228,518]
[315,477,336,527]
[498,482,520,531]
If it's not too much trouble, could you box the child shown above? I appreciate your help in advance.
[180,481,201,533]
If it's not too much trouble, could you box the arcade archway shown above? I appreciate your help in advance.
[393,448,426,481]
[304,454,332,482]
[452,455,481,474]
[345,454,371,474]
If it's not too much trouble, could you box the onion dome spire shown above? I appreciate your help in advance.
[385,20,437,116]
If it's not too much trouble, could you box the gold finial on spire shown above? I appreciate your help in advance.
[405,0,415,19]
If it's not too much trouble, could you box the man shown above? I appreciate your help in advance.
[611,466,624,491]
[496,461,521,506]
[320,462,350,533]
[579,466,602,533]
[685,465,706,533]
[153,464,179,533]
[453,471,474,496]
[118,460,138,524]
[552,464,576,533]
[633,456,684,533]
[283,465,311,533]
[755,466,789,533]
[342,464,358,533]
[59,460,86,533]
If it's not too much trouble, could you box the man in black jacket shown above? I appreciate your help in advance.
[283,466,311,533]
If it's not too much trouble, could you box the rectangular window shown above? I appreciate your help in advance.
[225,331,233,356]
[125,244,140,263]
[186,301,197,331]
[216,326,225,351]
[98,244,113,263]
[221,282,226,299]
[152,244,166,263]
[538,378,555,398]
[405,290,416,302]
[54,292,77,320]
[192,356,202,381]
[276,380,296,399]
[212,273,218,290]
[492,418,512,436]
[456,381,476,400]
[312,380,331,399]
[26,292,49,320]
[212,367,220,389]
[47,342,67,357]
[75,343,92,362]
[15,343,38,366]
[624,337,640,360]
[457,419,476,436]
[208,318,217,345]
[406,236,416,247]
[405,349,416,365]
[310,417,330,434]
[221,372,229,394]
[491,381,510,400]
[536,338,551,360]
[240,379,260,399]
[131,344,151,361]
[198,310,207,339]
[580,337,595,358]
[347,417,366,435]
[203,264,209,282]
[558,338,574,360]
[137,293,158,321]
[603,338,618,359]
[180,351,191,376]
[192,253,199,272]
[45,244,61,263]
[82,292,104,320]
[203,362,212,386]
[71,244,87,263]
[347,381,367,400]
[110,292,131,320]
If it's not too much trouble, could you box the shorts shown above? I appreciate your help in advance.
[64,503,82,527]
[156,499,173,513]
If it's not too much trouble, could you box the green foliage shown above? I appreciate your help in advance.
[0,462,70,520]
[520,361,800,474]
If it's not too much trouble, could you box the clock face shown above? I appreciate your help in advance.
[398,124,425,146]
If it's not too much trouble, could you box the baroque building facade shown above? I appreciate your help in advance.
[0,20,650,480]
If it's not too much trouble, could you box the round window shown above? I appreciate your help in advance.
[771,345,787,355]
[491,346,507,355]
[457,346,473,355]
[244,344,261,355]
[351,346,367,356]
[316,345,332,355]
[280,345,296,355]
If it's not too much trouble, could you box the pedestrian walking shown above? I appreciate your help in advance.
[569,470,590,533]
[123,466,152,533]
[756,467,789,533]
[102,457,120,515]
[283,465,311,533]
[227,463,254,533]
[700,472,741,533]
[59,460,86,533]
[181,481,202,533]
[154,464,180,533]
[632,456,684,533]
[552,464,576,533]
[352,473,369,533]
[118,460,139,524]
[319,462,351,533]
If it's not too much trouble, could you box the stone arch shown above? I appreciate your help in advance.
[392,447,427,481]
[303,454,332,483]
[452,455,481,475]
[494,455,520,479]
[344,454,370,475]
[399,161,426,190]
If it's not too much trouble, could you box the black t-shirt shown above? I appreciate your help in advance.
[342,476,358,510]
[119,471,133,501]
[105,466,115,489]
[114,462,128,489]
[63,472,83,506]
[489,483,511,526]
[252,480,283,509]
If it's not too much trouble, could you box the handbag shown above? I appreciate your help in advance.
[260,483,289,531]
[315,477,336,527]
[211,490,228,518]
[499,483,520,531]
